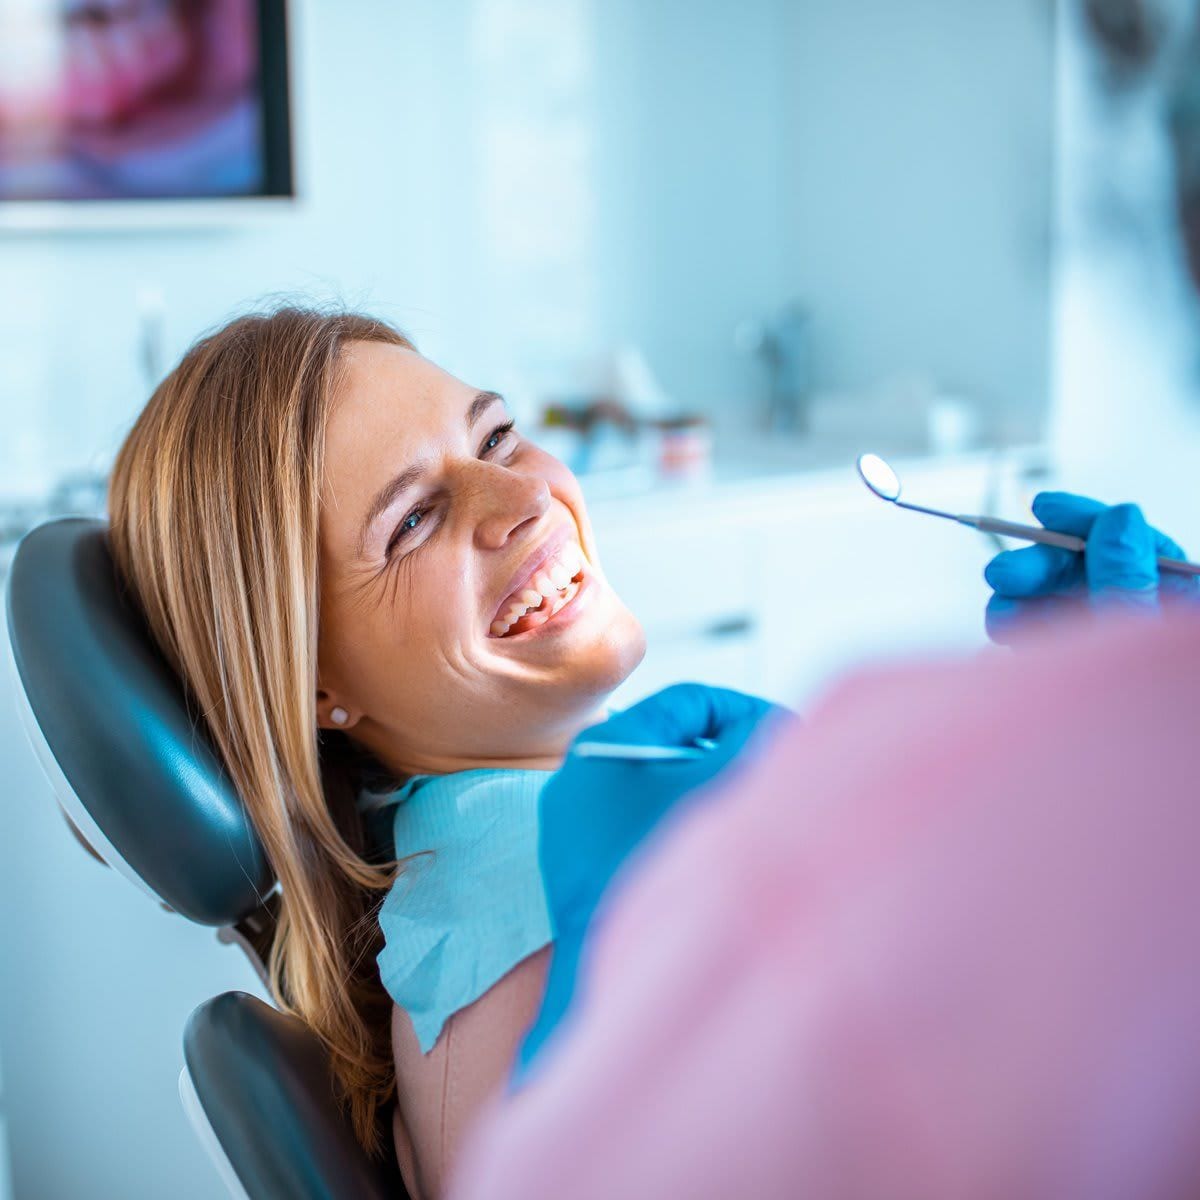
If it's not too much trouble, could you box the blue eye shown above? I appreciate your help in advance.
[384,421,515,562]
[386,506,427,557]
[483,420,516,454]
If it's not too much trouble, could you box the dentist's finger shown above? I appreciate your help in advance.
[1152,529,1198,597]
[1033,492,1186,569]
[600,683,776,749]
[985,543,1083,598]
[1085,503,1161,609]
[1030,491,1109,537]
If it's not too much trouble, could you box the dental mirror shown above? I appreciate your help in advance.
[854,452,1200,576]
[856,453,901,502]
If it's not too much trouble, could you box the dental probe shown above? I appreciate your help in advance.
[571,738,718,762]
[856,453,1200,577]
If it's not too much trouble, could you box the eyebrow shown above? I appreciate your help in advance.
[355,390,504,558]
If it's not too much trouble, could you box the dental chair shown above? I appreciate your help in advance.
[6,518,409,1200]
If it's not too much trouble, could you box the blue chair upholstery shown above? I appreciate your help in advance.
[183,992,406,1200]
[6,518,408,1200]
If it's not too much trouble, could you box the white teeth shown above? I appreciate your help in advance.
[549,581,578,616]
[496,578,580,636]
[494,544,586,637]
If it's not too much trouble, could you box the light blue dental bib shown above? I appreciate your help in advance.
[361,768,553,1053]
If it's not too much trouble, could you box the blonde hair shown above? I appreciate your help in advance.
[108,306,413,1157]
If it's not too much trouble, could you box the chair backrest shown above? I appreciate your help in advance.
[6,518,409,1200]
[182,992,408,1200]
[6,517,273,924]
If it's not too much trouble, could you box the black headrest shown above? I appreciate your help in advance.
[6,518,274,925]
[183,991,409,1200]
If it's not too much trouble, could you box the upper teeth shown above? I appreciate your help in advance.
[491,542,584,636]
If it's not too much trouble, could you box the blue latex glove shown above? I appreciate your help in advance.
[513,682,784,1086]
[984,492,1198,645]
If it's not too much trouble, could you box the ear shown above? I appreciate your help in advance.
[316,688,359,731]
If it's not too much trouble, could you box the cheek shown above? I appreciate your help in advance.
[350,561,470,672]
[394,558,475,642]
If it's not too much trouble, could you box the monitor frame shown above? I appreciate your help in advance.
[0,0,297,233]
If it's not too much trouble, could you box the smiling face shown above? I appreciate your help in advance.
[316,340,646,778]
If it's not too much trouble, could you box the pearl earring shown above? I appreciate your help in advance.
[330,706,349,727]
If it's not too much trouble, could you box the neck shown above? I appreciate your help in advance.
[375,703,611,781]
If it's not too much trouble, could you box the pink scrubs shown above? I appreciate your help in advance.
[450,611,1200,1200]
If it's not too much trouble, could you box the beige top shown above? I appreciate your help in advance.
[390,945,551,1200]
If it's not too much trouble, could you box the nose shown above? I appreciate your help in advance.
[472,465,553,550]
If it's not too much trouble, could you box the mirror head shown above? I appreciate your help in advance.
[856,453,902,503]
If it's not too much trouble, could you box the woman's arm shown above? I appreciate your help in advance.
[390,946,551,1200]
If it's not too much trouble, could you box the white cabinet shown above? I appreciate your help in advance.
[590,506,760,705]
[591,451,1029,712]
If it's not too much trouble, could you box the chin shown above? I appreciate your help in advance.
[590,608,647,693]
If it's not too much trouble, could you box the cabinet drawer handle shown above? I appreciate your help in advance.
[704,615,755,639]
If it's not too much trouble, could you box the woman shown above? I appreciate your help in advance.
[106,305,650,1197]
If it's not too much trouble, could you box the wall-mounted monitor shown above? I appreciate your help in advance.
[0,0,294,230]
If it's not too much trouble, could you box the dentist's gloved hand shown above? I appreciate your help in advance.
[514,683,785,1085]
[985,492,1198,645]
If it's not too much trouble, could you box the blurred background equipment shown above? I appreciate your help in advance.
[735,300,814,433]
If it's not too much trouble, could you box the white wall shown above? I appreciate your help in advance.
[586,0,792,405]
[779,0,1055,441]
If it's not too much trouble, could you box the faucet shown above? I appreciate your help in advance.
[735,301,813,435]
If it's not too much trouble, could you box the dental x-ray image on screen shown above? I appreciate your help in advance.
[0,0,293,203]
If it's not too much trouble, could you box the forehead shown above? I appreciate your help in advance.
[328,341,462,450]
[320,341,471,539]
